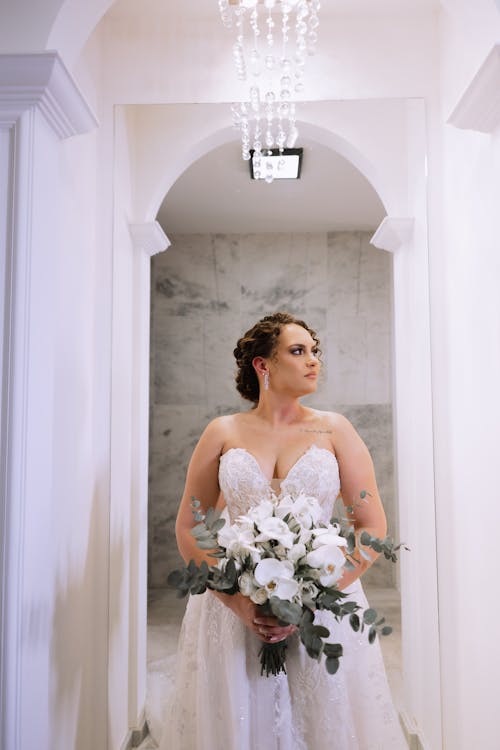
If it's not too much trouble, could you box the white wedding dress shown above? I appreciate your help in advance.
[159,444,407,750]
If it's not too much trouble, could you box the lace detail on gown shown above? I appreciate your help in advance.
[218,444,340,522]
[159,443,408,750]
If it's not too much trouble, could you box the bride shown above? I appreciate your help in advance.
[159,311,407,749]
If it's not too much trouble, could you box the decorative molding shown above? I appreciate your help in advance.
[129,222,170,257]
[0,52,98,139]
[447,44,500,133]
[370,216,414,253]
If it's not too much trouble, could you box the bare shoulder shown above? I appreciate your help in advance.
[318,411,366,453]
[311,409,353,433]
[199,412,250,449]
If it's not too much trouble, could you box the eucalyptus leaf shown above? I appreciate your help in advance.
[349,613,360,632]
[368,627,377,644]
[197,539,218,550]
[325,657,340,675]
[269,597,303,625]
[381,626,393,636]
[324,642,343,659]
[363,608,377,625]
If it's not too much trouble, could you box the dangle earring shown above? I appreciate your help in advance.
[263,371,269,391]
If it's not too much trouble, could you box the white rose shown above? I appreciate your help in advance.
[254,517,295,549]
[254,558,299,601]
[239,571,257,597]
[300,580,319,606]
[305,544,346,587]
[250,587,268,605]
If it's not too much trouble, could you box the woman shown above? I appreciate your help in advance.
[160,312,407,749]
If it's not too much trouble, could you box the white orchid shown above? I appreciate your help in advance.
[287,542,306,564]
[276,492,323,529]
[254,517,295,549]
[246,499,275,524]
[217,521,262,563]
[305,544,346,587]
[254,558,300,601]
[310,524,347,550]
[250,587,268,605]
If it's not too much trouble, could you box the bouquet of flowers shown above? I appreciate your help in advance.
[168,490,406,677]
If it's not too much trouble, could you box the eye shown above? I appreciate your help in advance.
[291,347,304,355]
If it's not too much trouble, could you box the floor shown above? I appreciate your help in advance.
[137,585,405,749]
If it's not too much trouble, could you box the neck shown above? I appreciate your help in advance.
[252,393,305,428]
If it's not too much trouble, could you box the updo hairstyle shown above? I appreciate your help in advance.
[234,311,321,404]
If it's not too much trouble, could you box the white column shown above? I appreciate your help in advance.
[0,52,97,750]
[128,222,170,733]
[371,210,442,750]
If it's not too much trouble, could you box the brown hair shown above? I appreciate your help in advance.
[233,312,321,404]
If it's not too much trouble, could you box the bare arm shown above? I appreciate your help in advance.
[328,413,388,590]
[175,418,226,567]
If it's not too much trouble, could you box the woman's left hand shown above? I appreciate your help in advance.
[253,614,296,643]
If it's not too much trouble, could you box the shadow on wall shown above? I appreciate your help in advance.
[50,481,124,750]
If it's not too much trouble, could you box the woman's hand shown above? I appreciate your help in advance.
[226,592,297,643]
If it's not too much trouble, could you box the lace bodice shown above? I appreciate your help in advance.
[218,444,340,523]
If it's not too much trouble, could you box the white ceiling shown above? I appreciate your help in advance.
[119,0,433,235]
[157,137,386,234]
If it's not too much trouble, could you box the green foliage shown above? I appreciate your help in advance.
[269,596,303,626]
[166,489,406,677]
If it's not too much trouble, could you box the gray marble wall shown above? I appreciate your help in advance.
[149,232,396,588]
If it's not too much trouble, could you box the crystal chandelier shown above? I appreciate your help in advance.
[218,0,321,183]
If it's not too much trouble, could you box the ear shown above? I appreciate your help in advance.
[252,356,268,376]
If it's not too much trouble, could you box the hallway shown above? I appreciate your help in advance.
[2,2,500,749]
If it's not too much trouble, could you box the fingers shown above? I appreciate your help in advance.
[253,616,279,626]
[254,623,297,642]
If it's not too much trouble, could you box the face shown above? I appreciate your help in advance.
[266,323,321,397]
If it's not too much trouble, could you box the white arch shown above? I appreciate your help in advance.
[47,0,116,68]
[145,120,390,223]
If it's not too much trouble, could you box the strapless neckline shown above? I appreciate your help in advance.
[220,444,337,486]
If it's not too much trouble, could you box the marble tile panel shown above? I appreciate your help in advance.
[326,313,368,405]
[153,315,206,406]
[327,231,363,319]
[288,233,329,322]
[148,493,184,588]
[239,234,309,317]
[152,234,240,318]
[365,319,392,404]
[201,312,243,409]
[149,405,205,492]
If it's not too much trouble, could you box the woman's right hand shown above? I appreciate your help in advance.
[225,592,297,643]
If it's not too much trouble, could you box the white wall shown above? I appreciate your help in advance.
[429,2,500,748]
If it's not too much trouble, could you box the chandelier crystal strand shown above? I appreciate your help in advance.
[220,0,321,182]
